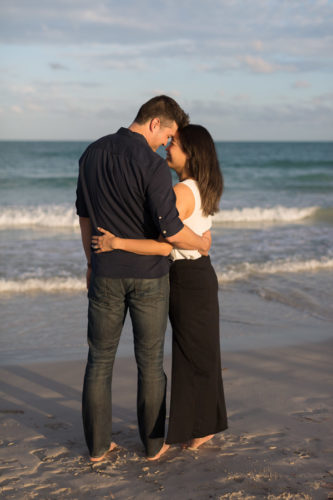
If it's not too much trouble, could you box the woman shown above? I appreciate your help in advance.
[92,124,228,451]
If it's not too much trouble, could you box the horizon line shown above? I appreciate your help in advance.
[0,138,332,143]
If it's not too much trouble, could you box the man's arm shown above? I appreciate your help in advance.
[146,161,211,253]
[79,216,92,289]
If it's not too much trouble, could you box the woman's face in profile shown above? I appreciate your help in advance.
[165,132,188,176]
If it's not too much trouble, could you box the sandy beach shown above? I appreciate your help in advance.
[1,337,332,499]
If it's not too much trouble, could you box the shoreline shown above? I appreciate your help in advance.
[1,284,333,367]
[1,338,332,499]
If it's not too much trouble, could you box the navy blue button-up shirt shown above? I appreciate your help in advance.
[76,127,184,278]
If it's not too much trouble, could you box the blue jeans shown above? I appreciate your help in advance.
[82,273,169,458]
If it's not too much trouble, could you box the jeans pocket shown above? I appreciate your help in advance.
[88,275,107,304]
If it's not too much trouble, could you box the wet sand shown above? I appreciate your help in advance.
[1,338,332,499]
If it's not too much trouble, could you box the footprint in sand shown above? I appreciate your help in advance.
[293,449,313,459]
[31,449,48,461]
[31,447,70,462]
[292,408,330,423]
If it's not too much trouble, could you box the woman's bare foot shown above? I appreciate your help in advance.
[146,443,170,461]
[90,442,117,462]
[187,434,214,450]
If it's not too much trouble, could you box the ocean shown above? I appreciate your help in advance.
[1,140,332,364]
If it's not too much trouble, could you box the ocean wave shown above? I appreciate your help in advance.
[2,258,333,294]
[0,277,85,294]
[0,205,79,229]
[217,258,333,283]
[213,206,320,223]
[1,204,328,230]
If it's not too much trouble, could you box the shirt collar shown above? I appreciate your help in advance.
[117,127,148,147]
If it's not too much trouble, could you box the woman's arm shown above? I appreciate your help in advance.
[92,228,173,256]
[91,182,211,256]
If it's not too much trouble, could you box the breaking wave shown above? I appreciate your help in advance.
[1,258,333,295]
[0,277,85,294]
[0,205,79,229]
[1,204,332,230]
[213,206,321,223]
[217,257,333,283]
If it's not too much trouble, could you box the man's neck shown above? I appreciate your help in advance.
[128,122,149,144]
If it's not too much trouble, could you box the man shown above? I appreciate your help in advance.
[76,95,210,462]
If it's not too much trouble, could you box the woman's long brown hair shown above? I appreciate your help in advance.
[178,124,223,216]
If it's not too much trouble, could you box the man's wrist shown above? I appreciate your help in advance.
[87,262,92,268]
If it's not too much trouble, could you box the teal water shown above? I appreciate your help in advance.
[0,140,332,362]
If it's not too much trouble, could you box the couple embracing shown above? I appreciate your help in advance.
[76,95,227,462]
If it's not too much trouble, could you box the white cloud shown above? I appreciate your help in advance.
[293,80,311,89]
[11,105,23,113]
[240,56,295,74]
[1,0,332,140]
[232,94,251,103]
[26,102,44,112]
[76,9,153,31]
[252,40,264,52]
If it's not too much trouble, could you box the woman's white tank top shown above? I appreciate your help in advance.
[170,178,212,261]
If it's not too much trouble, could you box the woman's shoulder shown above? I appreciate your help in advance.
[173,181,196,200]
[181,178,198,189]
[180,178,201,204]
[173,181,196,220]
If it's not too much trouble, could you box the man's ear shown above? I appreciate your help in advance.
[150,117,160,131]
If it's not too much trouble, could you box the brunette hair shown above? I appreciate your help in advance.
[134,95,189,128]
[178,124,223,216]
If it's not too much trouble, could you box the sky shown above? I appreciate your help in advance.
[0,0,332,141]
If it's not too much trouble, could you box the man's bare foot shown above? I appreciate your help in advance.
[146,443,170,461]
[187,434,214,450]
[90,442,117,462]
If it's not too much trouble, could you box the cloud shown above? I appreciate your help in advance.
[293,80,311,89]
[252,40,264,52]
[185,94,333,139]
[0,2,332,81]
[232,94,251,103]
[49,62,68,70]
[240,56,296,74]
[1,1,332,140]
[10,105,23,113]
[1,1,332,54]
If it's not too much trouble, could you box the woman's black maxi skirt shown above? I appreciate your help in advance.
[166,256,228,444]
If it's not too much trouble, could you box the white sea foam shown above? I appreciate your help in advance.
[0,205,79,229]
[217,258,333,283]
[213,206,319,223]
[0,277,85,294]
[2,258,332,294]
[0,204,322,229]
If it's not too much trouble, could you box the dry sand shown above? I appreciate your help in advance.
[0,339,332,499]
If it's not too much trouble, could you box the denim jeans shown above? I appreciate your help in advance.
[82,273,169,458]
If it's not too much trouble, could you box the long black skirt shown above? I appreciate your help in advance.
[166,256,228,444]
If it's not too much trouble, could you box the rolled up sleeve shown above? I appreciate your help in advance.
[146,161,184,238]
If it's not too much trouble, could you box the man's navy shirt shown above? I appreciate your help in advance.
[76,127,184,278]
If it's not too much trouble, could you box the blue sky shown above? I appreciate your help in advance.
[0,0,332,140]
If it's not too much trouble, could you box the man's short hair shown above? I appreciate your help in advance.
[134,95,189,128]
